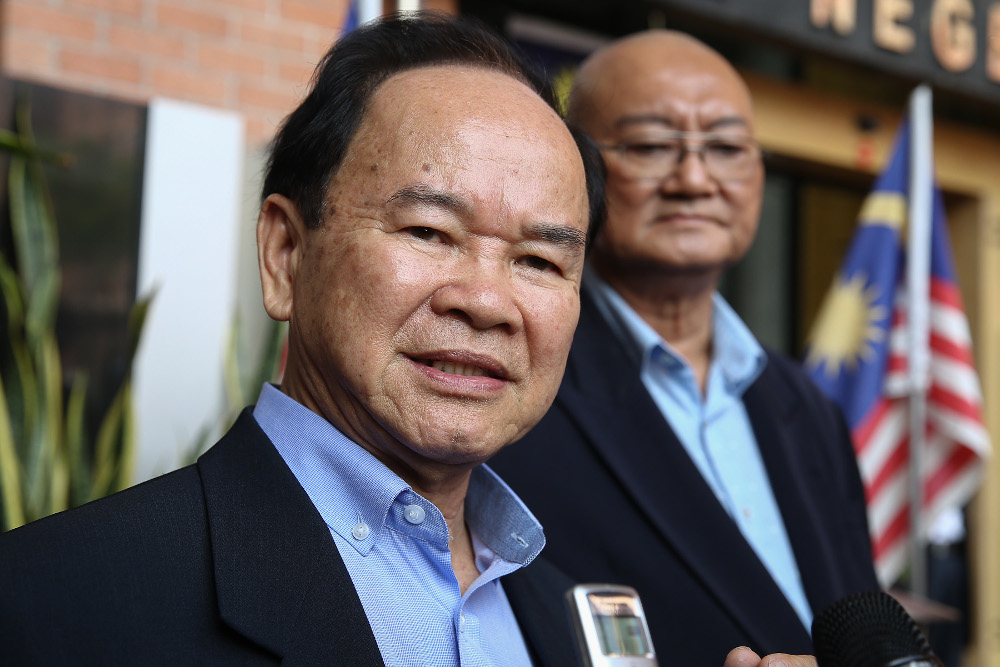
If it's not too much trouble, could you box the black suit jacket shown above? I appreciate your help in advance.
[490,288,879,665]
[0,411,579,666]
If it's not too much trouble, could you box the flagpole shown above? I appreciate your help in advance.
[906,84,933,598]
[358,0,382,23]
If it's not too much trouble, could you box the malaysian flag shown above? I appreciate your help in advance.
[803,119,991,586]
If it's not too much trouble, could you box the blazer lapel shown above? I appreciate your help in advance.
[556,292,808,649]
[197,410,385,665]
[502,558,579,667]
[745,361,855,615]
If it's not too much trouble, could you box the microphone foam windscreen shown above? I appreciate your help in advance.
[812,591,938,667]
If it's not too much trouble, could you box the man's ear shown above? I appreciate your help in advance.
[257,193,307,322]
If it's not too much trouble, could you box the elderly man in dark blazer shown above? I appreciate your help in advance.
[0,13,597,666]
[491,29,879,666]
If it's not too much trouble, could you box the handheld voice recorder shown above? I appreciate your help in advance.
[565,583,658,667]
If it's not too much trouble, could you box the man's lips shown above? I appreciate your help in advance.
[408,352,509,380]
[656,211,720,225]
[418,359,492,378]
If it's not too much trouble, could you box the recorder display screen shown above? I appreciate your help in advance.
[586,592,652,657]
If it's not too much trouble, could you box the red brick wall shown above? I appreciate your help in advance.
[1,0,457,146]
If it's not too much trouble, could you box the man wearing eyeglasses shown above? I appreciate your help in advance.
[490,30,879,664]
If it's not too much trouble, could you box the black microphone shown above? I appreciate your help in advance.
[812,591,945,667]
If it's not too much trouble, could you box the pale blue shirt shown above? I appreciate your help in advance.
[253,384,540,666]
[586,267,814,631]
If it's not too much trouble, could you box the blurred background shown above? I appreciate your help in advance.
[0,0,998,664]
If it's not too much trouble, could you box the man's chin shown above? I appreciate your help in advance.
[395,425,508,466]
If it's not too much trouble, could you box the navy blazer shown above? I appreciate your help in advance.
[490,288,879,665]
[0,411,579,666]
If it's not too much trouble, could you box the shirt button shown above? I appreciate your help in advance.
[403,504,425,524]
[459,612,466,632]
[352,522,370,540]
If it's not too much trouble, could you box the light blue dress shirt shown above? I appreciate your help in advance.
[253,384,541,666]
[586,267,814,631]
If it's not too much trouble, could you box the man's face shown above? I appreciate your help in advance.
[582,37,764,278]
[261,66,589,482]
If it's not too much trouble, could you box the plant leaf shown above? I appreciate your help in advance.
[0,371,26,531]
[63,372,91,507]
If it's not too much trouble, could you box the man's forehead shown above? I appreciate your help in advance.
[582,32,753,128]
[590,31,730,80]
[369,64,548,123]
[620,60,748,106]
[614,109,750,127]
[347,65,571,165]
[333,64,589,233]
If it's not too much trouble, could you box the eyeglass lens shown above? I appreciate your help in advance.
[613,135,758,181]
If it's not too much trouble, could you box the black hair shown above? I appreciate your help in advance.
[262,11,604,243]
[570,126,607,247]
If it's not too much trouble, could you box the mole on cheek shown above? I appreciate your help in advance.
[422,163,431,172]
[370,163,378,172]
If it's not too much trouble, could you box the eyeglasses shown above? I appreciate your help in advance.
[597,131,761,182]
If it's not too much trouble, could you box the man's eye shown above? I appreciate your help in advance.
[706,141,749,159]
[518,255,557,273]
[623,141,680,159]
[405,226,445,242]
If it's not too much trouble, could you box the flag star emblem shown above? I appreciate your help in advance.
[805,271,887,379]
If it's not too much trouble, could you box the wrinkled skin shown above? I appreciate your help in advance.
[572,30,764,291]
[257,65,590,501]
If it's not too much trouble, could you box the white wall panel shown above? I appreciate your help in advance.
[133,98,244,481]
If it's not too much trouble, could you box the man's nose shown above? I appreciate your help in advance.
[662,144,718,196]
[429,261,524,332]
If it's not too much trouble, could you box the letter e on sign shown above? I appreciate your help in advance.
[875,0,916,53]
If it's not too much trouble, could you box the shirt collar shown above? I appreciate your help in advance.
[252,384,544,564]
[467,464,545,565]
[584,265,766,395]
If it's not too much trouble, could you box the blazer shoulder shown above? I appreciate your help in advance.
[749,348,863,490]
[0,465,214,659]
[759,347,818,391]
[0,463,206,558]
[757,348,844,419]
